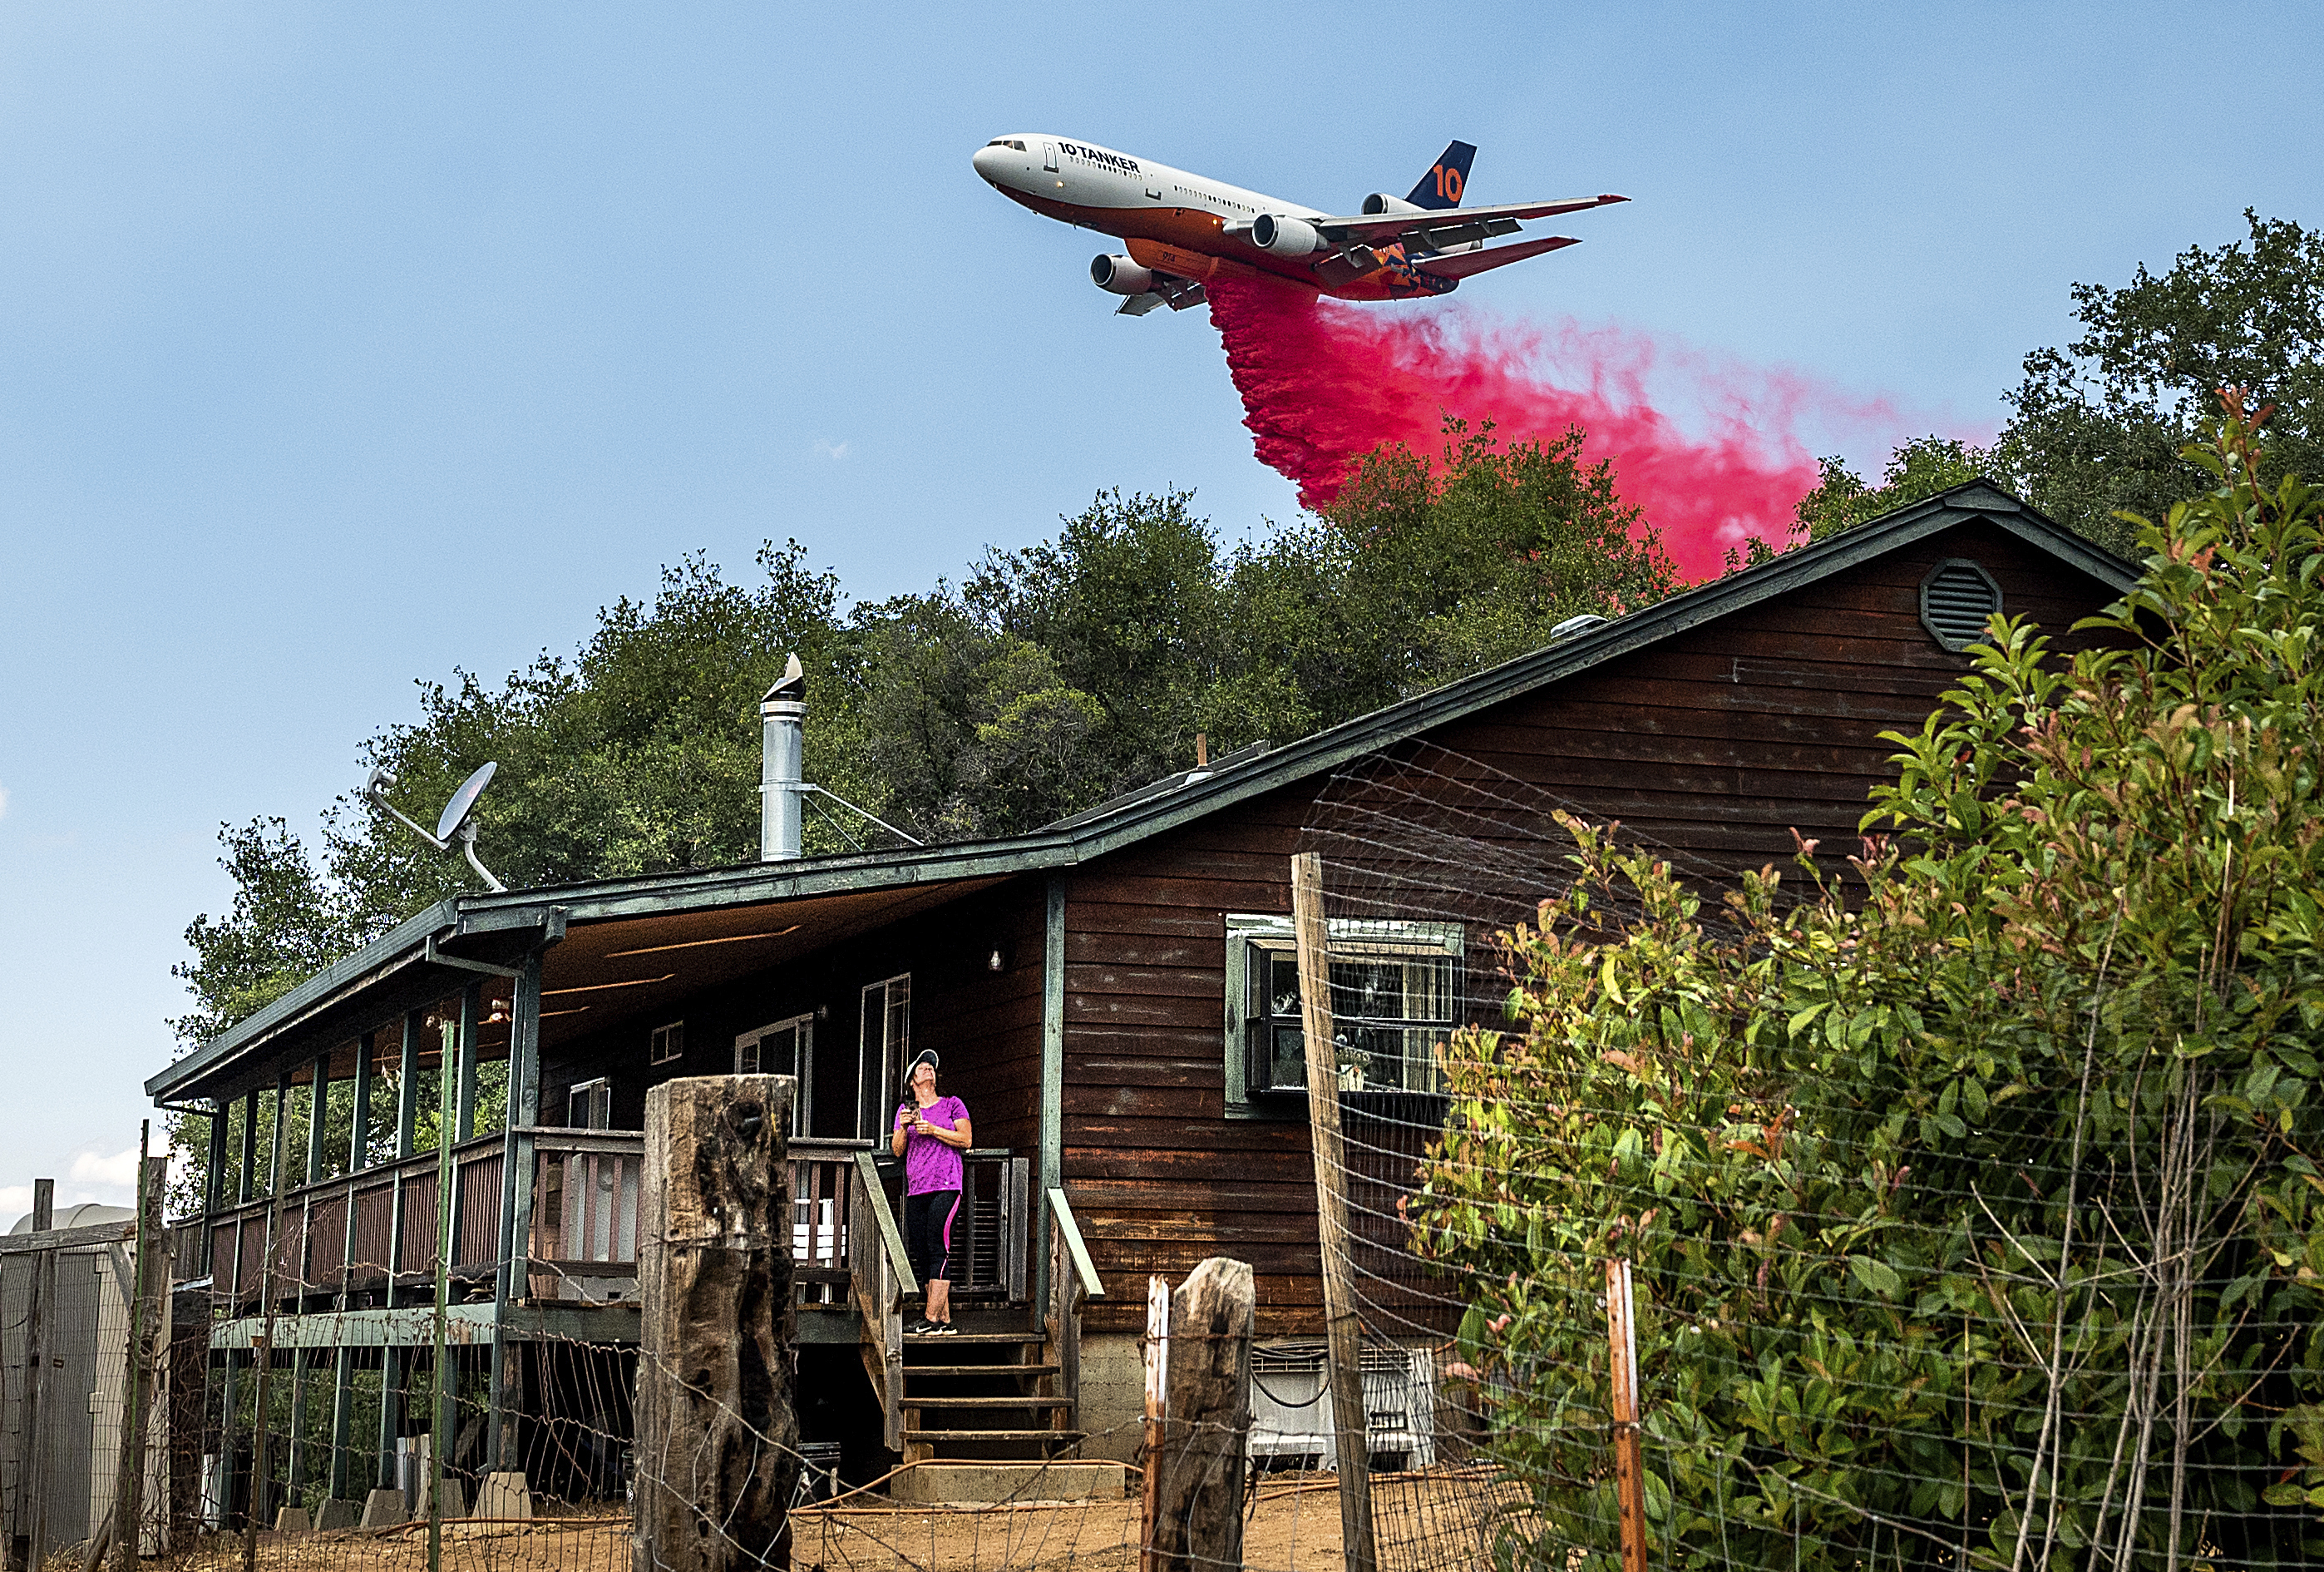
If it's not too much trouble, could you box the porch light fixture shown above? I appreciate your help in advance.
[986,947,1009,972]
[542,973,676,997]
[604,926,801,959]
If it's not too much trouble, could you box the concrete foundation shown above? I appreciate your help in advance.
[314,1500,363,1531]
[892,1463,1127,1505]
[358,1489,407,1529]
[475,1471,535,1520]
[1075,1332,1145,1464]
[273,1507,311,1535]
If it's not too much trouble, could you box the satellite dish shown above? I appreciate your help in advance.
[437,760,500,842]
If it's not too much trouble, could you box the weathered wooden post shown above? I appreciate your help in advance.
[1290,852,1379,1572]
[26,1179,55,1572]
[634,1075,797,1572]
[1150,1257,1255,1572]
[110,1139,170,1569]
[1141,1277,1168,1572]
[1606,1258,1649,1572]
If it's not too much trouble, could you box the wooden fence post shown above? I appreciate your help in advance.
[111,1140,169,1569]
[1290,852,1379,1572]
[26,1179,54,1572]
[634,1075,797,1572]
[1141,1276,1169,1572]
[1606,1258,1648,1572]
[1151,1258,1255,1572]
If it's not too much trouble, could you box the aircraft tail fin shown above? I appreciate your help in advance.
[1405,141,1478,210]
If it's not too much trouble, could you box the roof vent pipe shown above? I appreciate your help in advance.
[760,653,806,862]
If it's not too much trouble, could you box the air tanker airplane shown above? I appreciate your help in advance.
[973,134,1626,315]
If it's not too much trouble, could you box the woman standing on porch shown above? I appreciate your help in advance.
[893,1048,971,1336]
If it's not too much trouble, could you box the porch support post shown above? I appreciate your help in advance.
[376,1348,402,1490]
[308,1051,331,1186]
[205,1107,229,1276]
[238,1090,259,1204]
[218,1349,242,1526]
[396,1012,421,1159]
[327,1347,353,1502]
[489,948,545,1469]
[350,1030,375,1173]
[1035,874,1066,1310]
[455,985,481,1144]
[285,1347,311,1506]
[387,1011,420,1308]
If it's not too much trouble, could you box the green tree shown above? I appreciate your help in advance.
[1793,434,1996,541]
[1412,406,2324,1566]
[1997,210,2323,555]
[1226,420,1677,731]
[169,432,1679,1195]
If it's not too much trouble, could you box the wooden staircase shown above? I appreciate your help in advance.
[846,1155,1108,1476]
[900,1317,1085,1463]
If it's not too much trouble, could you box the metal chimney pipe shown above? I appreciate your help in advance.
[760,653,807,861]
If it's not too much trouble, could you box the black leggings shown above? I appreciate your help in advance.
[904,1189,961,1288]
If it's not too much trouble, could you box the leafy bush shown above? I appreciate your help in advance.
[1411,402,2324,1568]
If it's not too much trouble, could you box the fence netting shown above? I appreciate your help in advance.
[1296,739,2324,1570]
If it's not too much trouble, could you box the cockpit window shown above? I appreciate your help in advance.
[987,139,1029,151]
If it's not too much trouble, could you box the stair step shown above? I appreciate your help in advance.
[903,1429,1087,1444]
[905,1395,1071,1410]
[902,1331,1044,1345]
[904,1363,1060,1381]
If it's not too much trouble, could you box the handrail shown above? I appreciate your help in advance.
[853,1151,917,1295]
[1047,1186,1103,1300]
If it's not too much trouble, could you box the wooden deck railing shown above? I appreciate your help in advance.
[205,1135,506,1312]
[200,1125,1029,1328]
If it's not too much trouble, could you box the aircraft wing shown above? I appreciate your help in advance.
[1310,194,1627,252]
[1416,235,1581,280]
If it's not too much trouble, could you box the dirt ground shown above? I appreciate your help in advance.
[114,1469,1516,1572]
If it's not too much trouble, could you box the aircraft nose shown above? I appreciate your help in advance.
[971,143,1010,185]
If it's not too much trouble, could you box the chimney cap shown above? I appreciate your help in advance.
[762,652,806,708]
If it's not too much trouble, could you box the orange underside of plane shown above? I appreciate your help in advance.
[1002,189,1449,302]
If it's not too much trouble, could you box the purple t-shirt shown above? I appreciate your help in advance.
[898,1095,969,1194]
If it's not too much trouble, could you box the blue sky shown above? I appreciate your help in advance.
[2,1,2318,1215]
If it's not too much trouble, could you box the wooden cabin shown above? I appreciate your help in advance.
[145,482,2134,1511]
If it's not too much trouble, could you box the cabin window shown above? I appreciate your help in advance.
[736,1012,813,1135]
[857,974,911,1140]
[568,1077,612,1131]
[648,1021,685,1067]
[1919,558,2003,651]
[1222,915,1462,1116]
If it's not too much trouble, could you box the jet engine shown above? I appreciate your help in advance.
[1251,214,1324,256]
[1360,193,1426,216]
[1090,254,1155,295]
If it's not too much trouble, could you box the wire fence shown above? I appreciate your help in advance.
[1293,739,2324,1570]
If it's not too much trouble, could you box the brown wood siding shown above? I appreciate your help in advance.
[1061,520,2123,1333]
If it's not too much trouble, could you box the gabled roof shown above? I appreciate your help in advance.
[150,481,2132,1102]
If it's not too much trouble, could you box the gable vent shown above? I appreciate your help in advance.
[1919,558,2002,651]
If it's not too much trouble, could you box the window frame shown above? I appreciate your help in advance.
[734,1012,814,1136]
[1222,914,1463,1120]
[648,1020,685,1067]
[856,974,911,1141]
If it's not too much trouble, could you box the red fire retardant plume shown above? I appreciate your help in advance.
[1208,276,1889,581]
